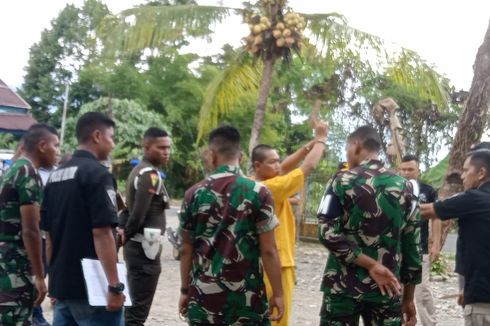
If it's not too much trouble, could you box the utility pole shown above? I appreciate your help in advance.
[60,82,70,147]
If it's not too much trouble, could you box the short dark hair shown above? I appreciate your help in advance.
[401,154,420,164]
[470,141,490,153]
[347,125,381,152]
[208,125,241,158]
[143,127,169,140]
[468,150,490,177]
[23,123,58,152]
[76,112,115,143]
[251,144,274,163]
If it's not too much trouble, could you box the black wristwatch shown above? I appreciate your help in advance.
[108,282,125,295]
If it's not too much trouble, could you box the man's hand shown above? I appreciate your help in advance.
[269,295,284,322]
[401,299,417,326]
[33,277,47,306]
[313,119,329,140]
[106,292,125,311]
[116,227,126,247]
[368,263,401,297]
[179,294,190,317]
[429,243,441,262]
[457,289,464,306]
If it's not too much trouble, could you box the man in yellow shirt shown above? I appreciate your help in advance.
[252,119,328,325]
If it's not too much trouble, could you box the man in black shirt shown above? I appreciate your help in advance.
[399,154,440,326]
[421,150,490,326]
[41,112,125,325]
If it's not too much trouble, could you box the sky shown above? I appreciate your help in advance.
[0,0,489,91]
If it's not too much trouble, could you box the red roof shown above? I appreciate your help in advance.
[0,113,37,131]
[0,79,31,110]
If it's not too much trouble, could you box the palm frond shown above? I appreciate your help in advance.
[304,12,384,62]
[197,52,262,142]
[303,12,449,109]
[98,5,233,56]
[386,50,450,109]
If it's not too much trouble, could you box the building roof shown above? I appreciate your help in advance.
[0,113,37,132]
[0,79,31,110]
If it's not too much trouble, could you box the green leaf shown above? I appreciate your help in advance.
[98,5,232,56]
[197,52,262,141]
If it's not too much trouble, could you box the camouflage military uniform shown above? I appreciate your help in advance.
[0,158,43,325]
[317,159,421,326]
[179,165,279,325]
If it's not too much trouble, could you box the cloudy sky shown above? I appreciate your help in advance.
[1,0,489,90]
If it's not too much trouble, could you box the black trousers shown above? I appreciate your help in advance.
[123,240,162,326]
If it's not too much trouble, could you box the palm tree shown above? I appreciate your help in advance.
[98,0,449,157]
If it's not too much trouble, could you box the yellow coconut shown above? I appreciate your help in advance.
[276,38,285,47]
[282,28,292,37]
[272,29,282,39]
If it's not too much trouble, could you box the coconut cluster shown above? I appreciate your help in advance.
[243,12,306,55]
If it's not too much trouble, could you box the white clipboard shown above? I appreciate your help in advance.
[81,258,132,306]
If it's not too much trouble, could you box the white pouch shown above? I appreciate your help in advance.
[141,228,162,260]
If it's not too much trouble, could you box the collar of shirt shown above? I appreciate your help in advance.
[479,181,490,192]
[16,155,34,166]
[209,165,243,179]
[73,150,98,161]
[358,159,384,169]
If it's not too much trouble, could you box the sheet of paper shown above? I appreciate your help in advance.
[81,258,132,306]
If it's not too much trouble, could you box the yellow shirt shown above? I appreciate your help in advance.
[262,168,304,267]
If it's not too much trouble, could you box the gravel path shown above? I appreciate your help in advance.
[41,209,464,325]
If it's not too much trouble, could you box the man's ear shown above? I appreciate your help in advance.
[92,129,101,144]
[38,139,47,153]
[210,149,218,168]
[142,139,150,152]
[478,166,487,181]
[354,140,362,155]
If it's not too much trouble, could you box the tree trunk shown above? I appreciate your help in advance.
[248,57,276,157]
[437,20,490,249]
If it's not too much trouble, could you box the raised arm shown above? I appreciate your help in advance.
[281,120,328,176]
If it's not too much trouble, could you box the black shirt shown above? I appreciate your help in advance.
[41,150,118,300]
[434,182,490,304]
[418,182,438,254]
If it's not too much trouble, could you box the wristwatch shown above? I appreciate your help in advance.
[108,282,125,295]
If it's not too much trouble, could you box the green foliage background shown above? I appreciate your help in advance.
[16,0,464,197]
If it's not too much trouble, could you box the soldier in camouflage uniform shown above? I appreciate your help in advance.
[0,124,59,325]
[179,126,284,325]
[317,125,421,326]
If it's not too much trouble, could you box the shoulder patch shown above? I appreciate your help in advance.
[150,172,159,188]
[106,188,117,208]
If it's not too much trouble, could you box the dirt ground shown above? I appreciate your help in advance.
[42,208,464,325]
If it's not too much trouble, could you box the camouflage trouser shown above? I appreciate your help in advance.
[0,243,35,325]
[320,292,401,326]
